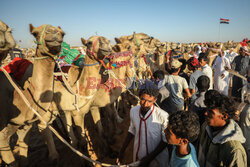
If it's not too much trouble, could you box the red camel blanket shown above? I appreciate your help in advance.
[0,57,31,81]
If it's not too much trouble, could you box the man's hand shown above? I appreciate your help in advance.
[116,151,124,165]
[221,74,225,79]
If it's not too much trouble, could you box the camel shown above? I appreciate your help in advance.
[48,36,113,148]
[0,20,16,64]
[57,41,136,157]
[115,32,160,79]
[0,24,65,166]
[87,43,135,146]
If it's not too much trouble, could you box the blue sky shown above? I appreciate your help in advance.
[1,0,250,48]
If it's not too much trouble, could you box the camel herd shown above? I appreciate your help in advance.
[0,20,249,166]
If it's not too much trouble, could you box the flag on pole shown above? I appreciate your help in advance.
[220,18,230,24]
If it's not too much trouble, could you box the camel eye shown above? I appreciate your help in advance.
[33,32,38,37]
[87,41,93,46]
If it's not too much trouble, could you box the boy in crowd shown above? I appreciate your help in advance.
[117,87,169,167]
[187,57,205,102]
[198,53,213,89]
[158,59,191,113]
[198,90,247,167]
[164,111,200,167]
[189,75,210,125]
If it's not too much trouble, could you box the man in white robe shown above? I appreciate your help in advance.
[212,51,231,95]
[117,87,169,167]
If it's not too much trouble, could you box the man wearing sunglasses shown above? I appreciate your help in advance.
[198,90,247,167]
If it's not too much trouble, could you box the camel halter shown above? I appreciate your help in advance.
[133,32,140,47]
[34,24,60,60]
[86,38,108,68]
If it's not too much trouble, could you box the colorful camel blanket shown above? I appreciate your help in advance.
[0,57,31,80]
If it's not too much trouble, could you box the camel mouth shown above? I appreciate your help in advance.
[47,45,62,55]
[99,48,112,55]
[45,40,63,47]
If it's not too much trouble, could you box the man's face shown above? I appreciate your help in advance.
[204,108,227,127]
[240,50,246,56]
[199,59,207,67]
[140,94,156,112]
[219,51,224,57]
[164,126,181,145]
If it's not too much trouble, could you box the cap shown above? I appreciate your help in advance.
[171,59,182,69]
[188,57,200,68]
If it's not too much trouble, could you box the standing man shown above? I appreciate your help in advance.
[213,50,231,96]
[117,87,169,167]
[198,90,247,167]
[231,46,249,101]
[198,53,213,89]
[159,59,191,113]
[187,57,205,102]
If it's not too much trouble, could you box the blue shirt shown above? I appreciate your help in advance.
[170,143,199,167]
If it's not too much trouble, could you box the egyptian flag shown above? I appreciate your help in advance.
[220,18,230,24]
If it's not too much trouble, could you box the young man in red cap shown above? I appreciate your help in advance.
[187,57,205,102]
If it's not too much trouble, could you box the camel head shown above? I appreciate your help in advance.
[0,20,16,63]
[81,36,112,61]
[112,42,132,53]
[29,24,65,56]
[115,33,155,56]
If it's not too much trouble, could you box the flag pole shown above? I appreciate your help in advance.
[219,18,221,42]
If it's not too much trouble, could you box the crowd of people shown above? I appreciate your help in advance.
[116,44,249,167]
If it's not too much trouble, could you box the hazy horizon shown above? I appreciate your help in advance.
[1,0,250,48]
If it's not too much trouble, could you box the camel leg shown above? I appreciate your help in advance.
[64,111,78,147]
[90,106,103,137]
[37,123,59,161]
[16,124,32,166]
[0,124,19,165]
[71,112,87,147]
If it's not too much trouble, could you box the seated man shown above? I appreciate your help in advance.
[198,90,247,167]
[117,86,169,167]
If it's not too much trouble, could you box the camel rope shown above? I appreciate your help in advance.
[0,66,140,167]
[55,61,96,113]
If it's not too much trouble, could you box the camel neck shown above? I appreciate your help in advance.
[30,49,55,103]
[78,53,102,96]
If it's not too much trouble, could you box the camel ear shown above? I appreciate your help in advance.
[81,38,87,46]
[128,35,133,41]
[58,26,62,30]
[29,24,35,34]
[115,38,121,44]
[113,45,121,52]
